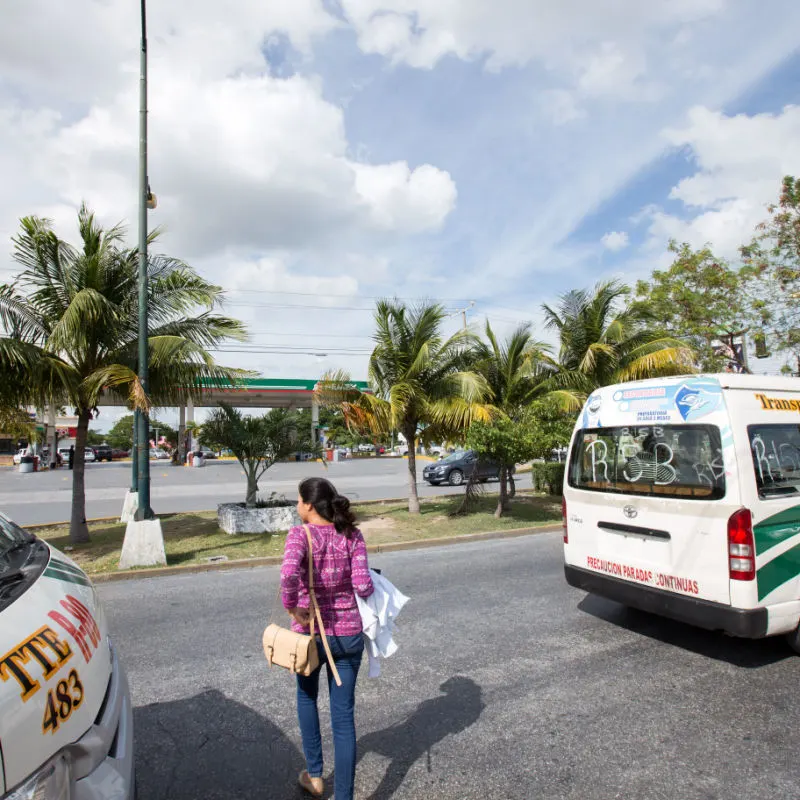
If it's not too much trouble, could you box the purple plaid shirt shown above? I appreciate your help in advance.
[280,523,374,636]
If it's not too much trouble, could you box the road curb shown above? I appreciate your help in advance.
[89,523,562,584]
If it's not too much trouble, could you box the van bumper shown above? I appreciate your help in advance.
[565,565,769,639]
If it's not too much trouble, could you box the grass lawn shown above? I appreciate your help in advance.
[32,492,562,576]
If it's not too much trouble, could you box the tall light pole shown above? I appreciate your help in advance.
[136,0,153,520]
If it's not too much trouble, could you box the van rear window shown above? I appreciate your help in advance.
[568,425,725,500]
[748,424,800,500]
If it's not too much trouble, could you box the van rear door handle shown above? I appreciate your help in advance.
[598,521,671,540]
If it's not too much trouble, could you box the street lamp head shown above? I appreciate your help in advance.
[146,191,157,210]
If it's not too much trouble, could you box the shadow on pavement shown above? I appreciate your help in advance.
[357,676,485,800]
[134,689,305,800]
[577,594,791,668]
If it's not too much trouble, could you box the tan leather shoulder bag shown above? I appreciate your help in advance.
[263,525,342,686]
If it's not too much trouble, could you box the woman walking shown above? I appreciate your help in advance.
[281,477,374,800]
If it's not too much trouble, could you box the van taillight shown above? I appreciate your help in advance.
[728,508,755,581]
[562,498,568,544]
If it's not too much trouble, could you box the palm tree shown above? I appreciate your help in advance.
[0,205,247,543]
[542,280,694,401]
[319,300,491,513]
[472,321,550,499]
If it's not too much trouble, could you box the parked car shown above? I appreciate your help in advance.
[357,443,375,453]
[150,448,169,460]
[422,450,509,487]
[198,447,217,459]
[93,444,113,462]
[112,448,130,459]
[84,447,96,462]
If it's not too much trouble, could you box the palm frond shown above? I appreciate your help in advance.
[616,345,696,381]
[82,364,150,411]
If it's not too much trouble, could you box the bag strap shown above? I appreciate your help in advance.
[304,525,342,687]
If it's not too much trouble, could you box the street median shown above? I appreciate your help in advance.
[31,493,562,582]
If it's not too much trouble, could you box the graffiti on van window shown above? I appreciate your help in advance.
[584,437,723,487]
[751,435,800,483]
[622,443,677,485]
[586,439,610,482]
[693,450,725,487]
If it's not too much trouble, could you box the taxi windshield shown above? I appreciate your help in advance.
[0,513,33,556]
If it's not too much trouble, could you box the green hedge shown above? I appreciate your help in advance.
[531,462,566,496]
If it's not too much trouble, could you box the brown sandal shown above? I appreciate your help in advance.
[298,770,324,797]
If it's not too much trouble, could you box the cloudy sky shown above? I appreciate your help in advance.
[2,1,800,427]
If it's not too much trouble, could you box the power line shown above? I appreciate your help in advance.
[226,288,476,302]
[225,301,377,312]
[244,331,373,340]
[211,346,372,355]
[214,344,371,353]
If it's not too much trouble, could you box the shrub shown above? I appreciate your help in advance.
[531,462,565,496]
[255,492,292,509]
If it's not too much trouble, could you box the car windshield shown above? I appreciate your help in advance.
[748,424,800,499]
[569,424,725,500]
[0,513,33,557]
[440,451,467,464]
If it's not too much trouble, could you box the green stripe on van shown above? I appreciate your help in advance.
[48,558,87,578]
[753,505,800,556]
[43,565,92,587]
[757,541,800,601]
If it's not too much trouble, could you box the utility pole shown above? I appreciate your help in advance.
[452,301,475,331]
[136,0,154,520]
[119,0,165,567]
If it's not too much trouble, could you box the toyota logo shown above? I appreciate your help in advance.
[623,506,638,519]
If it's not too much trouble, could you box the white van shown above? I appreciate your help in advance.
[563,374,800,651]
[0,512,134,798]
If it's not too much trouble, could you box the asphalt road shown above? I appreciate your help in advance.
[0,458,469,525]
[98,531,800,800]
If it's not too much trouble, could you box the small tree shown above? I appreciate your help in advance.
[86,429,106,446]
[741,175,800,367]
[107,415,136,450]
[466,417,539,518]
[635,242,752,370]
[523,398,577,461]
[201,404,311,508]
[0,406,36,444]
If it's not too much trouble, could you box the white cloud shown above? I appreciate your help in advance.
[601,231,630,252]
[340,0,726,76]
[19,72,456,261]
[353,162,457,232]
[644,105,800,258]
[0,4,457,288]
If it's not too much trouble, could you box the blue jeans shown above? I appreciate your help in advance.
[296,633,364,800]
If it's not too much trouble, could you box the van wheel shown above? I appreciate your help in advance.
[786,625,800,654]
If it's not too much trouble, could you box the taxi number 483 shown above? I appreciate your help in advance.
[42,669,84,735]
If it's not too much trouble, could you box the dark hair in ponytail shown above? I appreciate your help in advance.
[298,477,357,537]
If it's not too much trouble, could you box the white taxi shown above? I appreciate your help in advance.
[0,513,134,799]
